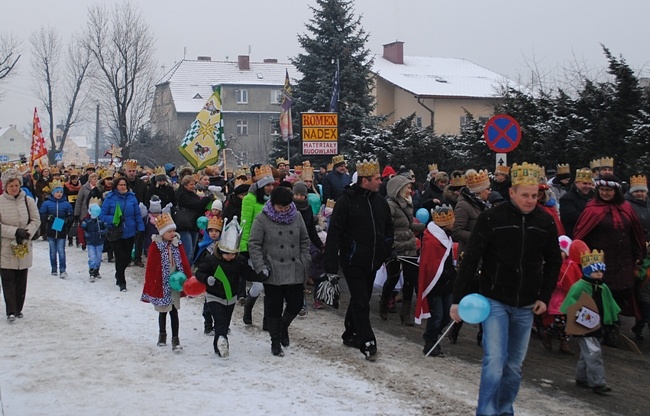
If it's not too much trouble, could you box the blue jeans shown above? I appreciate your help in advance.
[424,293,452,342]
[476,298,534,416]
[178,231,198,265]
[87,244,104,270]
[48,237,66,273]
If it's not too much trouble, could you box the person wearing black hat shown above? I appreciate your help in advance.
[222,182,250,224]
[145,167,176,210]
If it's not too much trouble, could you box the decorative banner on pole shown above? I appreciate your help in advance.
[179,86,225,169]
[301,112,338,155]
[30,107,48,168]
[279,69,293,142]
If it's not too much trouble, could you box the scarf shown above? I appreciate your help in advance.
[65,181,81,193]
[262,201,298,224]
[294,198,309,212]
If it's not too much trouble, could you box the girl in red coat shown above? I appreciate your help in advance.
[140,212,192,351]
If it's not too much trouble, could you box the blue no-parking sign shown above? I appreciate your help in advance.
[483,115,521,153]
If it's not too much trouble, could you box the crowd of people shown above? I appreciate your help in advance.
[1,153,649,413]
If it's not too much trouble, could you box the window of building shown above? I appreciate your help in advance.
[236,120,248,136]
[236,89,248,104]
[415,116,423,128]
[271,90,283,104]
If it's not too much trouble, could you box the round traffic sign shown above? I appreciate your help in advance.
[483,114,521,153]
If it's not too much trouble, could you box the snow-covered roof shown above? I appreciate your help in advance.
[372,56,514,98]
[157,59,301,114]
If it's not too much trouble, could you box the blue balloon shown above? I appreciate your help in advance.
[458,293,491,324]
[169,271,187,292]
[196,216,209,230]
[415,208,430,224]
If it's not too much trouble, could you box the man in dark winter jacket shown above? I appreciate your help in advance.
[321,155,351,201]
[421,171,448,210]
[450,162,562,416]
[324,159,394,361]
[559,168,594,238]
[625,175,650,242]
[145,169,176,209]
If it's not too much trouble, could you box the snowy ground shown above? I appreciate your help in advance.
[1,240,603,416]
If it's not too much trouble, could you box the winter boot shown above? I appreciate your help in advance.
[262,296,269,332]
[632,320,645,341]
[269,318,284,357]
[362,340,380,361]
[559,337,574,355]
[242,295,258,325]
[399,300,414,326]
[157,333,167,347]
[281,312,297,347]
[89,269,96,283]
[448,321,462,344]
[423,338,443,357]
[216,336,229,358]
[95,268,102,279]
[171,336,182,351]
[378,296,388,321]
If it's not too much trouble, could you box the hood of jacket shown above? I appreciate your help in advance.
[386,175,411,200]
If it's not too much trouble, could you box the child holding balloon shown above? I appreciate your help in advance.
[141,212,193,351]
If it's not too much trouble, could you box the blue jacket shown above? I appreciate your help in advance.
[100,190,145,239]
[39,195,74,239]
[322,170,351,201]
[81,216,108,246]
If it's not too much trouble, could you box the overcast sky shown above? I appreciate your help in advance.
[2,0,649,137]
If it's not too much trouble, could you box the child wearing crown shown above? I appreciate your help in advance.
[415,205,457,357]
[141,213,193,352]
[560,249,620,395]
[195,217,258,357]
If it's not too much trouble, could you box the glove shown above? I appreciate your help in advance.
[257,269,270,281]
[207,276,216,286]
[208,185,221,194]
[15,228,30,243]
[48,214,55,221]
[139,202,148,219]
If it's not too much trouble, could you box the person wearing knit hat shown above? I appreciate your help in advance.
[81,202,109,282]
[141,211,192,352]
[625,174,650,243]
[38,179,74,278]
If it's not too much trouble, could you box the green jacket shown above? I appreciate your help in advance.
[560,279,620,326]
[239,192,265,252]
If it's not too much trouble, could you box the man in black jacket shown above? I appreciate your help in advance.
[324,159,393,361]
[450,162,562,416]
[124,159,148,267]
[559,168,594,238]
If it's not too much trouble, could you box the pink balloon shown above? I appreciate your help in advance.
[183,276,206,296]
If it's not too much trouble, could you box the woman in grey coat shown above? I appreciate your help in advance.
[248,186,310,357]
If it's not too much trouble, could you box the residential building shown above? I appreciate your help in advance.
[372,41,514,135]
[150,56,300,165]
[0,125,30,163]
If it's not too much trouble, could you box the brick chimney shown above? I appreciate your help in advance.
[383,41,404,64]
[238,55,250,70]
[197,56,211,61]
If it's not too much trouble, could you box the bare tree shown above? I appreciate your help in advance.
[84,1,157,159]
[30,27,92,163]
[0,32,20,81]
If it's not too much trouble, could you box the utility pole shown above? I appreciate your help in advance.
[94,103,100,163]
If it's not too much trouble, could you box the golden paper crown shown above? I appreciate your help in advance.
[88,197,102,207]
[600,156,614,168]
[326,199,336,209]
[276,157,289,167]
[450,171,466,187]
[326,163,333,171]
[428,163,438,172]
[85,163,95,170]
[575,168,592,183]
[581,249,605,269]
[154,166,166,176]
[432,204,455,227]
[293,165,303,175]
[356,159,380,177]
[68,169,80,177]
[302,161,311,167]
[495,165,510,175]
[16,164,30,175]
[207,216,224,231]
[589,159,600,170]
[510,162,542,187]
[235,168,248,178]
[155,212,175,233]
[123,159,138,169]
[332,155,346,165]
[556,163,570,175]
[630,175,647,189]
[465,169,490,191]
[50,167,60,175]
[301,166,314,181]
[253,164,273,182]
[49,180,64,190]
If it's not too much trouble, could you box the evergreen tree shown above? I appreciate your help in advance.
[282,0,377,165]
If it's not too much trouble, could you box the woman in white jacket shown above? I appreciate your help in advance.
[0,168,41,322]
